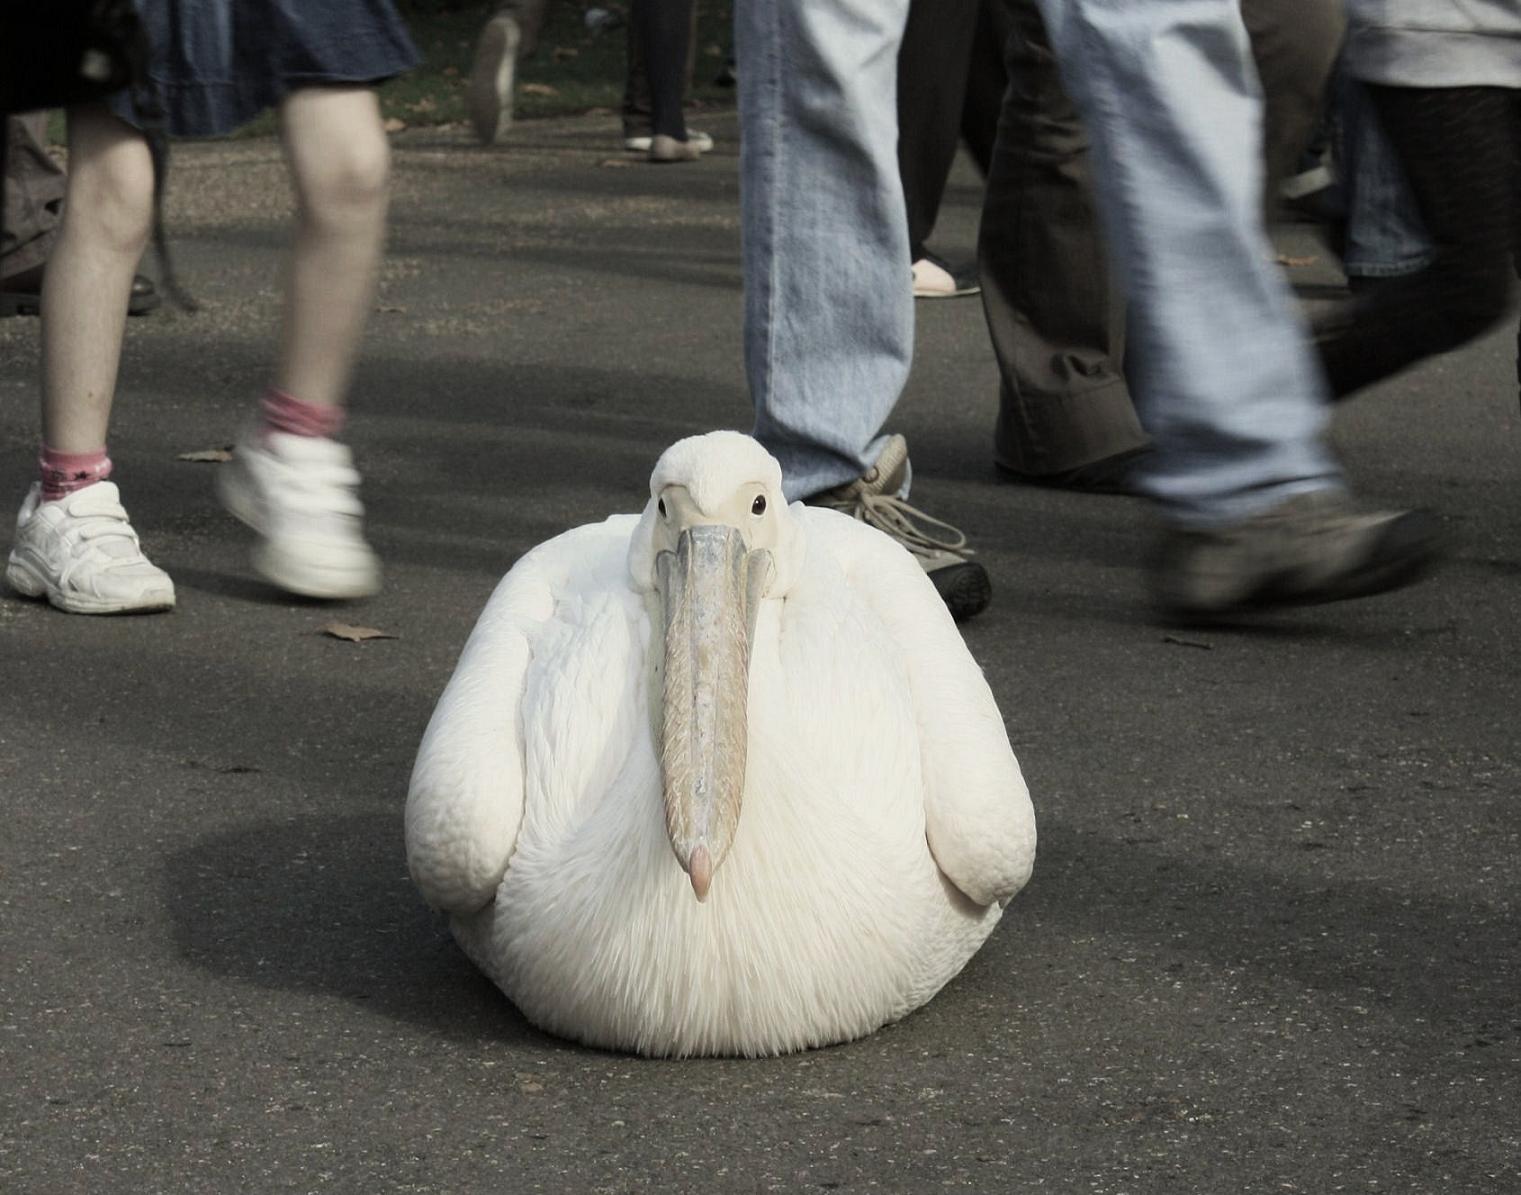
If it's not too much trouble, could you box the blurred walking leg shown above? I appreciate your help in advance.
[1318,87,1520,398]
[1032,0,1440,615]
[216,86,390,600]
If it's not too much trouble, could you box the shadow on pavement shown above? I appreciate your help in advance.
[163,811,564,1049]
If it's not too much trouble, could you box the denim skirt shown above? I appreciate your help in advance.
[111,0,420,137]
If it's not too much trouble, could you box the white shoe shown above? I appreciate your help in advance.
[911,254,980,299]
[217,431,381,600]
[468,14,521,145]
[5,482,175,614]
[624,130,713,154]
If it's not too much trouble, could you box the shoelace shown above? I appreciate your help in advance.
[828,490,973,561]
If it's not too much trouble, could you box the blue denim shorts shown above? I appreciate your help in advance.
[111,0,420,137]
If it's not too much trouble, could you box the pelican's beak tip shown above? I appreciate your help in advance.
[689,845,713,903]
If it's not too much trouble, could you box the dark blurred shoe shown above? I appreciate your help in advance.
[0,264,160,317]
[912,252,979,299]
[809,434,992,622]
[1150,490,1443,622]
[467,13,521,145]
[996,447,1150,495]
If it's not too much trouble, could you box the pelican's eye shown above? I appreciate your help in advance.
[658,498,667,518]
[751,494,767,517]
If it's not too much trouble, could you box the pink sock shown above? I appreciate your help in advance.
[39,446,112,503]
[259,387,345,441]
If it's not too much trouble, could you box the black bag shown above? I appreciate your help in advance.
[0,0,193,306]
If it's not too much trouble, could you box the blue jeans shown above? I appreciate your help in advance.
[740,0,1348,524]
[1337,73,1433,280]
[1031,0,1343,524]
[737,0,914,501]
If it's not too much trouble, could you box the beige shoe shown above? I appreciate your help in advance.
[809,435,992,621]
[625,130,713,153]
[649,134,704,163]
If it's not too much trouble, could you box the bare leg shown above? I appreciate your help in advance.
[274,87,391,411]
[40,104,153,453]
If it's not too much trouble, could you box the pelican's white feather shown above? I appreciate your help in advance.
[406,434,1036,1057]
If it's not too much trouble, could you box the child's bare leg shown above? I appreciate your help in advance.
[41,104,154,453]
[274,86,391,412]
[215,86,388,601]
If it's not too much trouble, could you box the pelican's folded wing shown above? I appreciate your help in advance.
[406,518,634,914]
[802,508,1036,906]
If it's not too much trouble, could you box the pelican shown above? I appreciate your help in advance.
[405,431,1036,1057]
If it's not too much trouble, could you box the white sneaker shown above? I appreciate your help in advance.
[468,14,521,145]
[217,431,381,600]
[5,482,176,614]
[911,254,980,299]
[624,130,713,154]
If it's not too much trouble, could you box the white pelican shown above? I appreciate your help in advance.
[405,431,1036,1057]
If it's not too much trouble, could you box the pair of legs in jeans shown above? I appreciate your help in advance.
[738,0,1440,619]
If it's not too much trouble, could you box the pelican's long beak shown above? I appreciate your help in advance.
[656,524,771,902]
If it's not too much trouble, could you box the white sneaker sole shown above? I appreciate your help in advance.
[468,17,519,145]
[217,456,382,602]
[5,551,175,615]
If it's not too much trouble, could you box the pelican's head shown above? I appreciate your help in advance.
[628,432,801,903]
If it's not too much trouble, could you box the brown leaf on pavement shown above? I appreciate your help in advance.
[176,447,233,463]
[1275,253,1318,268]
[520,83,559,97]
[321,623,398,643]
[383,117,407,133]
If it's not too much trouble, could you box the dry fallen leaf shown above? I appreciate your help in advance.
[520,83,559,97]
[176,447,233,463]
[321,622,398,643]
[383,117,407,133]
[1275,253,1318,268]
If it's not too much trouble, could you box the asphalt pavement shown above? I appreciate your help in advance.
[1,111,1518,1194]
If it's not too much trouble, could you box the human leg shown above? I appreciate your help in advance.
[623,1,703,147]
[739,0,990,619]
[896,0,981,262]
[1241,0,1345,211]
[6,104,173,614]
[738,0,914,500]
[216,86,388,600]
[1032,0,1439,615]
[1318,86,1520,399]
[1,113,66,283]
[40,106,153,455]
[978,0,1146,482]
[273,87,391,412]
[467,0,549,145]
[638,0,701,159]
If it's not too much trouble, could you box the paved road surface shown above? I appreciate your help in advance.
[1,113,1517,1193]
